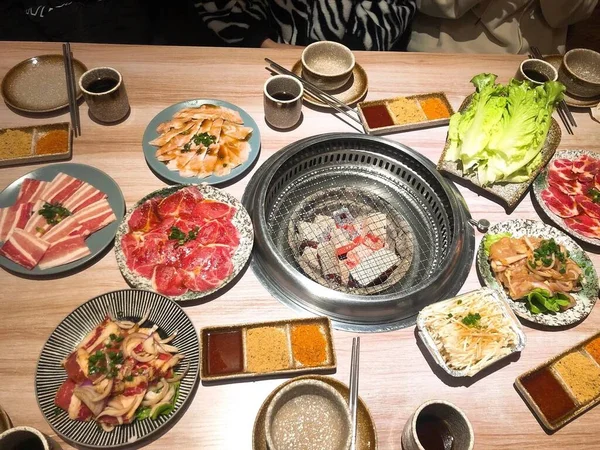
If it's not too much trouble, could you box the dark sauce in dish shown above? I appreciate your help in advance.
[86,77,119,93]
[361,104,394,129]
[520,367,576,423]
[416,414,454,450]
[523,69,549,83]
[272,91,297,101]
[11,436,46,450]
[207,330,244,375]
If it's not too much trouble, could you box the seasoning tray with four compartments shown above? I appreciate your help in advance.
[515,330,600,431]
[200,316,336,383]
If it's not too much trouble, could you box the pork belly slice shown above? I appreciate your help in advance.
[0,203,33,242]
[41,216,87,245]
[349,248,399,287]
[15,178,48,205]
[38,234,90,270]
[62,182,107,213]
[0,228,50,269]
[41,172,84,204]
[70,198,116,234]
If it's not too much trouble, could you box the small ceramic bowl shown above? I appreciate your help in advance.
[516,59,558,85]
[401,400,474,450]
[301,41,355,91]
[558,49,600,98]
[265,378,352,450]
[0,426,60,450]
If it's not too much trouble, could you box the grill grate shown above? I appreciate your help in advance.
[265,142,452,297]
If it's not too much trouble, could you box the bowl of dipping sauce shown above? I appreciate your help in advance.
[301,41,355,91]
[265,378,352,450]
[401,400,474,450]
[558,48,600,98]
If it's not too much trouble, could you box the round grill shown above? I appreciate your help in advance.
[243,133,474,332]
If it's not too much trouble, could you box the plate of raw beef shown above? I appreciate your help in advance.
[0,163,124,275]
[114,184,253,301]
[533,150,600,246]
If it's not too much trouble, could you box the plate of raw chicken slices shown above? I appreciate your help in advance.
[143,99,260,185]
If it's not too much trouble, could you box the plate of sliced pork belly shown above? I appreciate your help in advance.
[35,289,200,448]
[0,163,124,275]
[533,150,600,246]
[114,184,253,300]
[143,99,260,185]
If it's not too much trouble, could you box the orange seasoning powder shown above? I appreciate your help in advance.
[291,323,328,367]
[585,337,600,365]
[419,97,451,120]
[35,129,69,155]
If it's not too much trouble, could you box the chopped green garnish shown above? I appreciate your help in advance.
[447,313,453,318]
[192,132,216,147]
[168,226,199,247]
[461,312,481,327]
[36,226,45,234]
[110,333,117,341]
[588,187,600,203]
[457,300,462,305]
[38,202,71,225]
[54,407,62,417]
[125,375,134,382]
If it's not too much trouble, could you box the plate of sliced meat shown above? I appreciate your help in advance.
[476,219,598,327]
[0,163,124,276]
[143,99,260,185]
[114,184,253,301]
[533,150,600,246]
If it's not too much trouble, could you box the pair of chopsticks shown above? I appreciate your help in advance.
[529,46,576,135]
[62,42,81,137]
[348,336,360,450]
[265,58,364,130]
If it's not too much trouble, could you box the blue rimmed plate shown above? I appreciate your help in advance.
[35,289,200,449]
[0,163,125,276]
[142,99,261,185]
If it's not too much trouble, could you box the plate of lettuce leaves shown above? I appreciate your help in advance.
[438,73,564,210]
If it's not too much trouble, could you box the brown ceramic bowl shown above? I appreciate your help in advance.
[301,41,355,91]
[265,378,352,450]
[558,49,600,98]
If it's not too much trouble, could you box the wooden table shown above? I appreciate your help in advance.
[0,42,599,450]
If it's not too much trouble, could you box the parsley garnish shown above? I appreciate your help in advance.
[168,226,199,247]
[38,202,71,225]
[461,312,481,327]
[589,188,600,203]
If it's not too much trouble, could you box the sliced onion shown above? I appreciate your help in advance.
[158,343,179,353]
[126,393,146,421]
[158,330,177,344]
[100,422,115,432]
[166,360,189,383]
[131,352,156,363]
[137,309,150,327]
[161,354,184,372]
[109,314,136,330]
[148,385,176,417]
[142,336,157,355]
[122,333,147,357]
[73,386,106,417]
[142,380,169,407]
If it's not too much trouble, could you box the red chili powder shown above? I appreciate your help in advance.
[520,367,576,423]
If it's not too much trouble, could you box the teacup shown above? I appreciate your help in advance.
[0,426,60,450]
[516,59,558,85]
[263,75,304,129]
[558,48,600,98]
[79,67,130,123]
[301,41,355,91]
[401,400,474,450]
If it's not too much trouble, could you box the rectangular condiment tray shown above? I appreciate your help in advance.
[417,288,526,377]
[357,92,454,135]
[200,316,336,382]
[515,331,600,431]
[0,123,72,168]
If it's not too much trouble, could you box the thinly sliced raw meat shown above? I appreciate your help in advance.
[572,155,599,175]
[152,265,188,296]
[24,199,52,236]
[193,200,235,222]
[128,198,161,232]
[196,221,220,245]
[217,220,240,247]
[15,179,48,205]
[120,233,140,264]
[0,228,50,269]
[549,171,587,196]
[541,186,579,218]
[576,195,600,220]
[41,216,85,244]
[157,186,202,219]
[38,235,90,270]
[564,215,600,239]
[62,182,106,212]
[0,203,30,242]
[71,199,116,234]
[41,173,84,204]
[55,379,94,421]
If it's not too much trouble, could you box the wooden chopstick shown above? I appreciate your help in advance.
[349,336,360,450]
[265,58,364,128]
[62,43,81,137]
[530,46,577,128]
